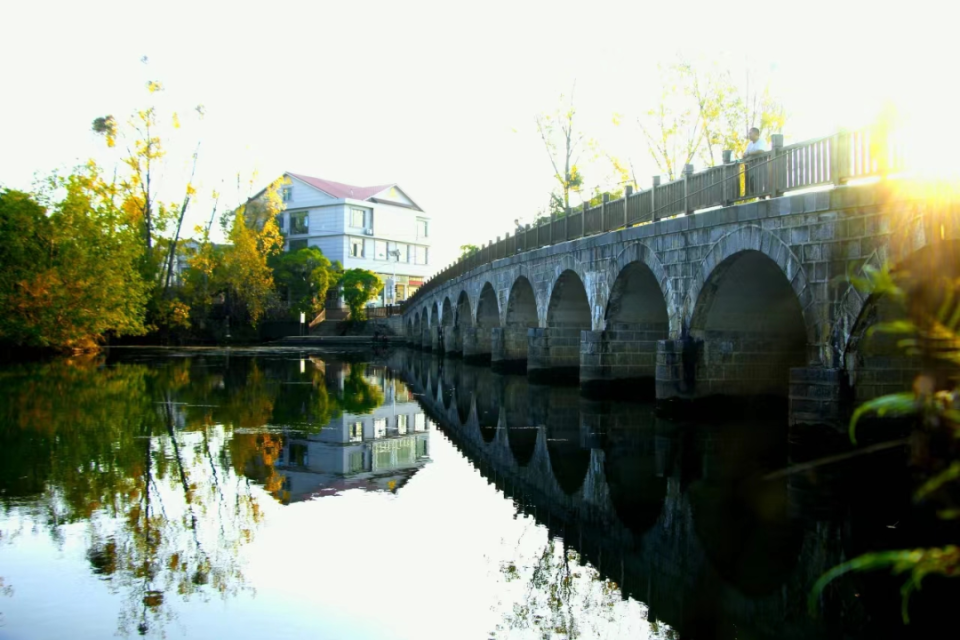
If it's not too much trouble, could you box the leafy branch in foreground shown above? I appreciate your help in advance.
[811,261,960,621]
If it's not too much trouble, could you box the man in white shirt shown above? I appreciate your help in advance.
[743,127,768,157]
[742,127,767,195]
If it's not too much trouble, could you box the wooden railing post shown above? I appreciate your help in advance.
[832,129,850,185]
[721,150,734,205]
[564,207,570,240]
[624,185,633,227]
[549,212,556,245]
[770,134,784,197]
[651,175,660,220]
[600,193,609,231]
[682,164,694,214]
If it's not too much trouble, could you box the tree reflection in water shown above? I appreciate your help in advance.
[496,536,677,639]
[0,353,387,637]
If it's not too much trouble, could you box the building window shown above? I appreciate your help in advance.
[290,211,308,235]
[289,239,308,251]
[350,207,366,228]
[289,443,308,466]
[374,418,387,439]
[349,422,363,442]
[396,284,405,301]
[348,450,364,473]
[374,240,387,261]
[415,414,426,432]
[393,243,408,262]
[416,218,428,238]
[282,186,292,203]
[414,245,428,265]
[276,214,285,231]
[350,238,363,258]
[397,414,408,435]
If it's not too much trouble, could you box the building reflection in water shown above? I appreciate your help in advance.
[0,352,430,637]
[275,362,430,502]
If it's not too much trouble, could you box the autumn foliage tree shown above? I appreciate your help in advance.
[628,62,787,181]
[0,169,149,352]
[215,178,285,327]
[537,86,591,213]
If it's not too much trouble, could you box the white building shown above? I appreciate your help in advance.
[274,173,432,304]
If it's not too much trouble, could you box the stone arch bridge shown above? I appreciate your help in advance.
[403,180,960,426]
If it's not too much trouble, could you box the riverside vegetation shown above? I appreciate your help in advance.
[0,80,383,354]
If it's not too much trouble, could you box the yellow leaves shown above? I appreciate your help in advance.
[147,80,163,93]
[172,112,180,129]
[611,112,623,127]
[91,115,117,148]
[185,183,196,197]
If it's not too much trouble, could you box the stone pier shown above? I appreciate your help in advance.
[491,326,529,371]
[579,324,662,396]
[527,327,582,383]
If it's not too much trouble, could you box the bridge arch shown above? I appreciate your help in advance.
[498,275,540,366]
[838,207,960,360]
[447,290,472,355]
[842,239,960,406]
[686,226,813,342]
[604,242,674,334]
[462,281,501,363]
[455,364,476,425]
[605,261,670,340]
[547,270,591,327]
[687,228,810,399]
[441,297,454,328]
[543,387,590,495]
[504,375,536,466]
[474,368,499,443]
[604,422,667,535]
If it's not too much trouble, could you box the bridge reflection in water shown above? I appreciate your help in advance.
[394,349,924,639]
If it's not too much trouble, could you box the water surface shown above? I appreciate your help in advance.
[0,348,940,639]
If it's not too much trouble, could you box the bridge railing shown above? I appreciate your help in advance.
[409,123,909,307]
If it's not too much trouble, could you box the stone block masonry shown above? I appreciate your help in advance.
[527,327,582,383]
[404,180,960,431]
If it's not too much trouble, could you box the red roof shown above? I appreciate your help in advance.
[287,173,393,202]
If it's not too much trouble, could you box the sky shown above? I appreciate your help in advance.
[2,0,958,272]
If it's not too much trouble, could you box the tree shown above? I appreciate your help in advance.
[340,269,383,320]
[537,86,591,213]
[0,169,149,352]
[216,179,285,327]
[459,244,480,259]
[271,246,335,317]
[811,259,960,622]
[628,62,787,181]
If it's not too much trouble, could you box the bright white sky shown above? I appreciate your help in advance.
[1,0,957,273]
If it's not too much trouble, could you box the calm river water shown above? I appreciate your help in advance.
[0,348,951,639]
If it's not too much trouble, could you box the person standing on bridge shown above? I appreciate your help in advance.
[742,127,768,196]
[743,127,768,157]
